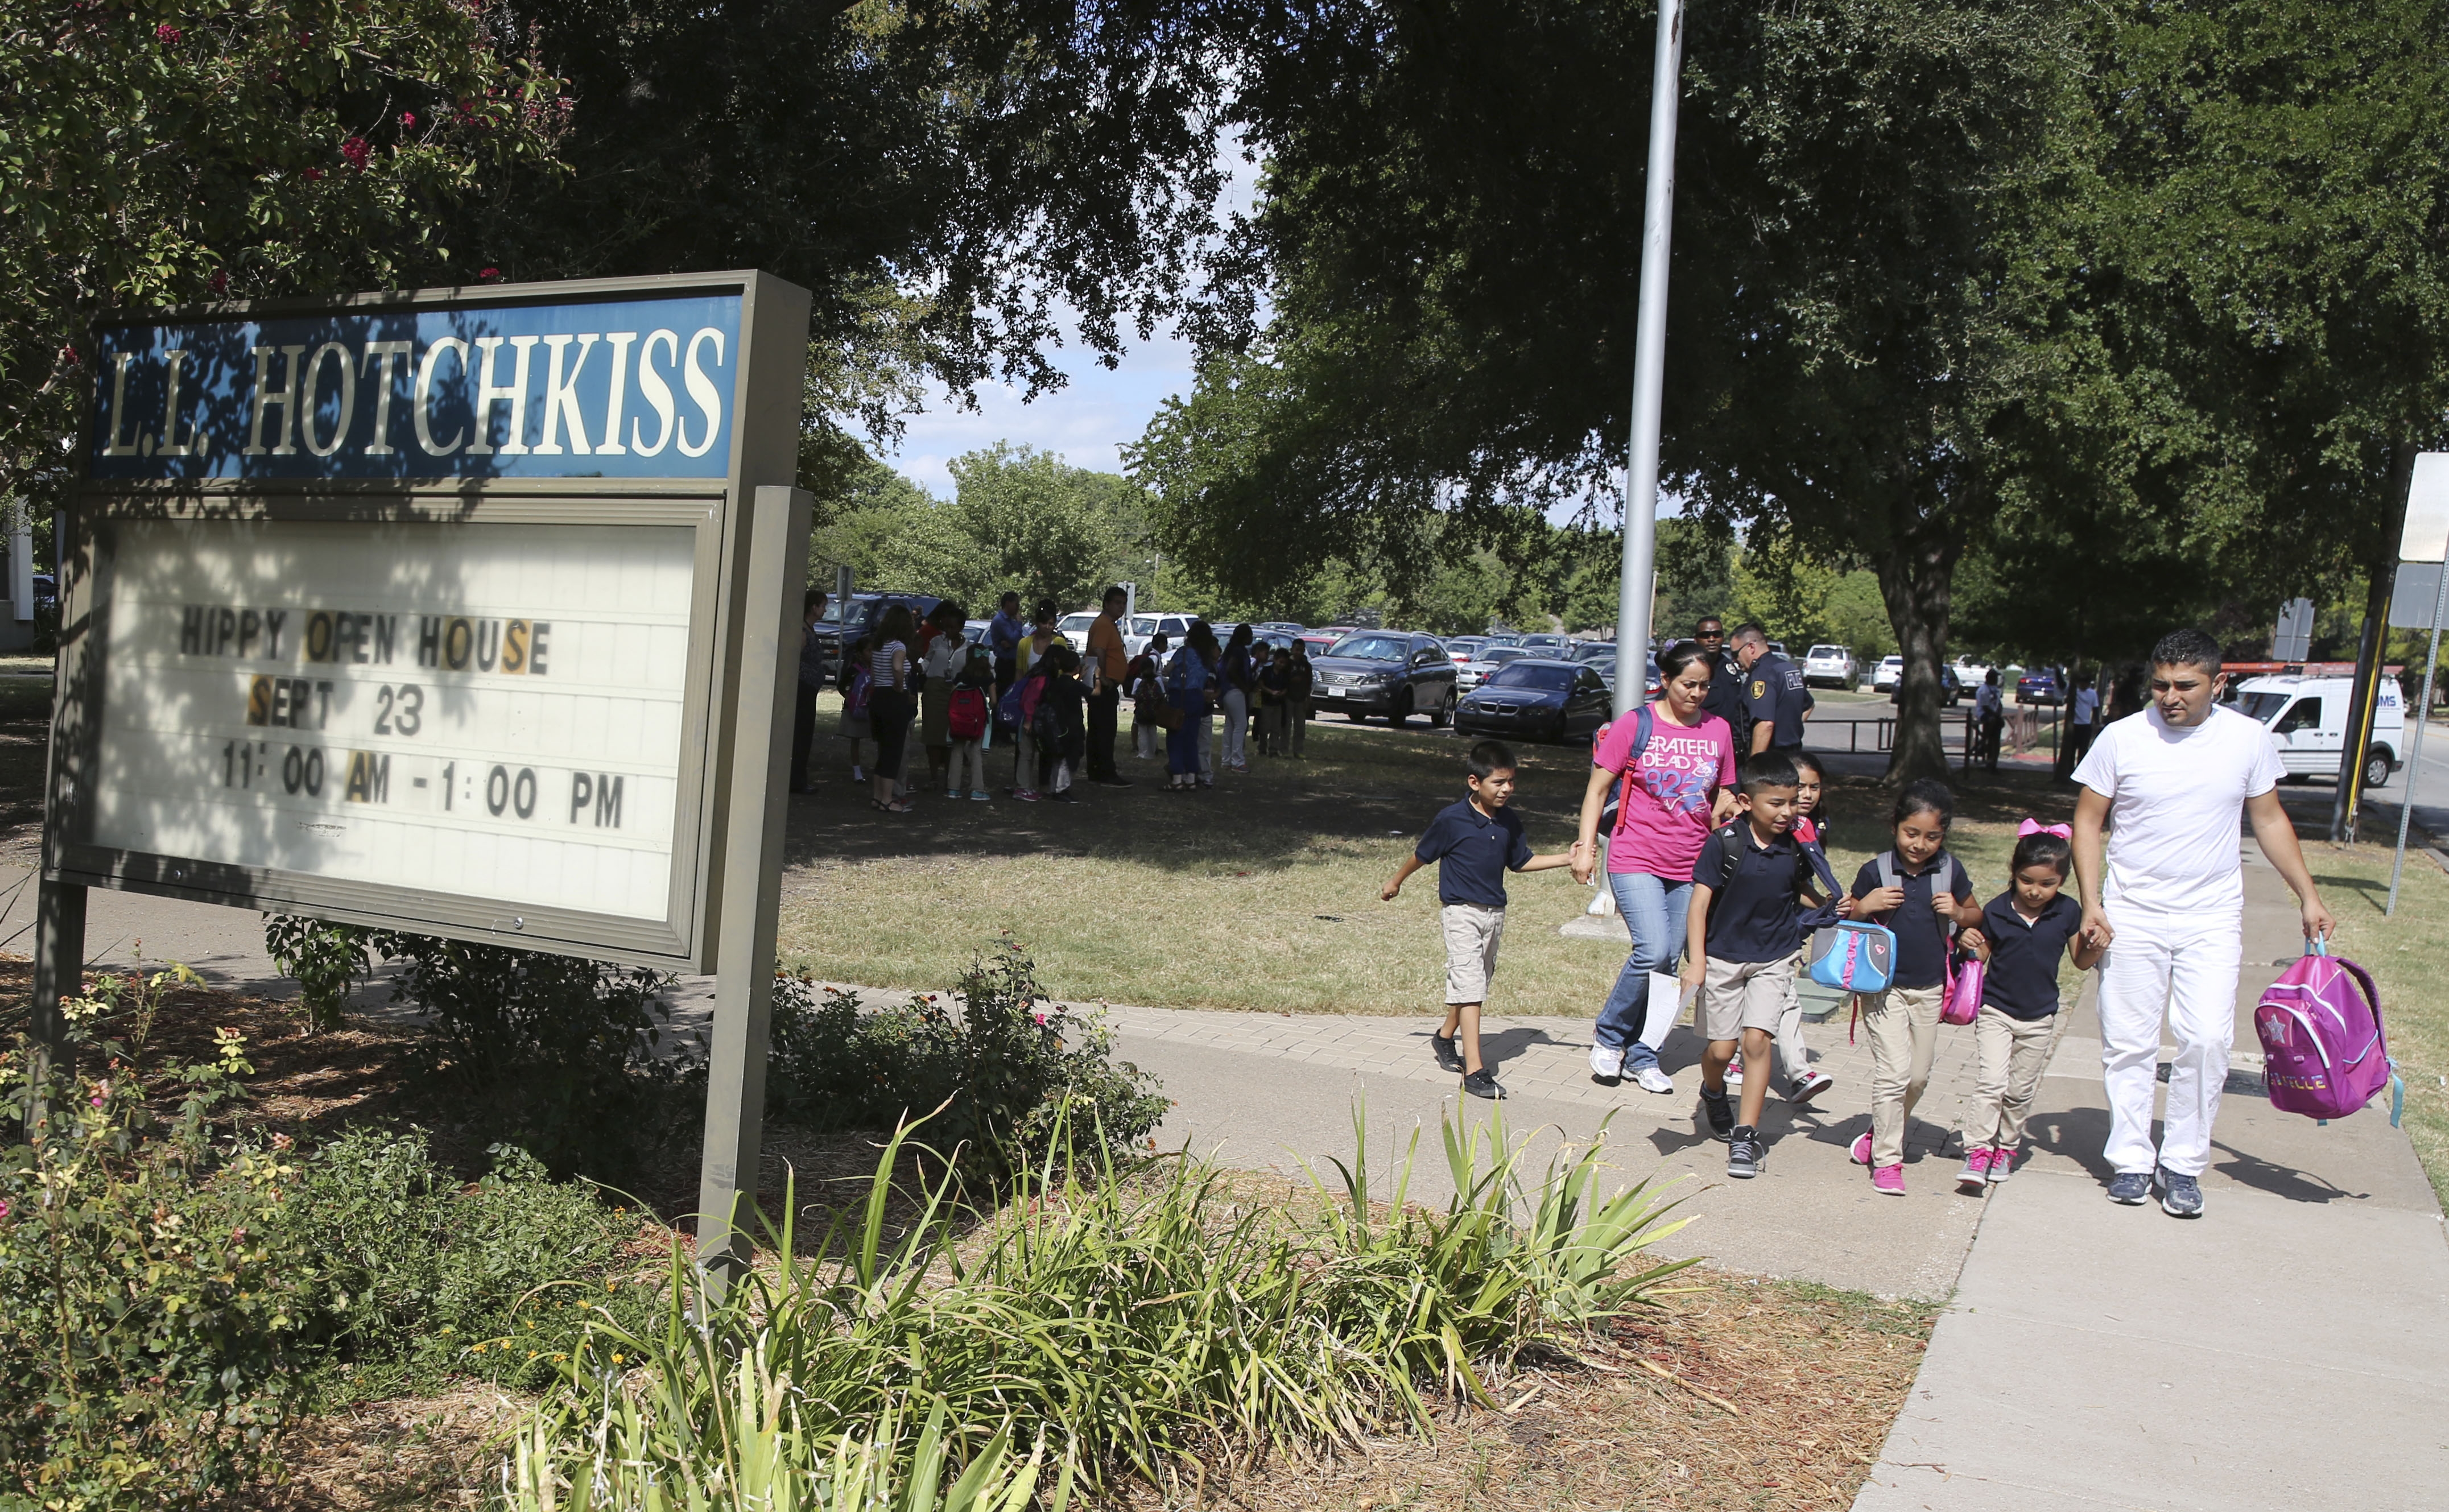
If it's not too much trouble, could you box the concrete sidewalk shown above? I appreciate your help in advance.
[1852,850,2449,1510]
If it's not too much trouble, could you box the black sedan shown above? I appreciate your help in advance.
[1455,659,1612,743]
[1309,630,1458,725]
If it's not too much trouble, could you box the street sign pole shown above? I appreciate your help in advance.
[1613,0,1685,718]
[2388,551,2449,915]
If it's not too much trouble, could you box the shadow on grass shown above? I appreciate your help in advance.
[780,714,1602,878]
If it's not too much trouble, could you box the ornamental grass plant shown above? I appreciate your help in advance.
[500,1102,1693,1510]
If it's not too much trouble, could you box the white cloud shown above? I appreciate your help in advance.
[886,329,1198,496]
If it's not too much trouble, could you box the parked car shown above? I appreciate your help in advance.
[1309,630,1459,725]
[1056,611,1099,652]
[2235,673,2402,788]
[1803,644,1856,688]
[2016,667,2063,706]
[1873,655,1903,692]
[1953,655,1992,688]
[1295,630,1342,656]
[817,592,946,686]
[1455,659,1612,744]
[1880,656,1967,705]
[1573,641,1618,663]
[1479,633,1524,650]
[1517,633,1571,653]
[1455,644,1537,692]
[1444,635,1489,665]
[962,618,996,647]
[1124,612,1196,656]
[1252,621,1307,637]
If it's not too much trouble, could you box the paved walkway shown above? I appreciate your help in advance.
[1852,849,2449,1510]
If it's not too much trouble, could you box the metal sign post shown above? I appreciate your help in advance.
[2274,597,2315,662]
[2386,478,2449,914]
[1612,0,1686,716]
[42,270,812,1284]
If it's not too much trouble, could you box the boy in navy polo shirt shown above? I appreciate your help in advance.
[1958,824,2103,1189]
[1680,752,1839,1177]
[1384,740,1577,1100]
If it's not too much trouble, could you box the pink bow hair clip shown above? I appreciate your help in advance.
[2018,819,2072,839]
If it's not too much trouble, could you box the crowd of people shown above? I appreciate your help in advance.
[787,585,1325,810]
[790,583,2336,1218]
[1396,621,2336,1218]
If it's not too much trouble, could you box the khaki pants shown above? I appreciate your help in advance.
[1773,944,1812,1087]
[1965,1007,2060,1151]
[1440,903,1506,1004]
[1862,983,1946,1168]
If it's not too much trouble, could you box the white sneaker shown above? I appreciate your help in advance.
[1724,1057,1745,1085]
[1634,1065,1674,1095]
[1589,1044,1625,1085]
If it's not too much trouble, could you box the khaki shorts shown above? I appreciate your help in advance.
[1699,956,1792,1041]
[1440,903,1507,1004]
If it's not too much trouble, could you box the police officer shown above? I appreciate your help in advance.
[1694,617,1749,734]
[1730,623,1808,761]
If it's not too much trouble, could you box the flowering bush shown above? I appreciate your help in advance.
[765,941,1167,1172]
[0,976,321,1509]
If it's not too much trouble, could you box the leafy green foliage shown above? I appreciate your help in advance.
[0,992,302,1510]
[808,445,1161,614]
[1,0,567,508]
[261,915,373,1035]
[506,1104,1694,1503]
[765,943,1166,1174]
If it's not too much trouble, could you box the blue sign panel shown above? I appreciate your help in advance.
[89,292,742,481]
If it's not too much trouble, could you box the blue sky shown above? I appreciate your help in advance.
[885,326,1197,498]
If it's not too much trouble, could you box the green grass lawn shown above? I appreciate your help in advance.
[773,695,2091,1020]
[2299,841,2449,1206]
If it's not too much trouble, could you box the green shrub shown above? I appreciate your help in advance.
[0,976,320,1510]
[259,920,696,1183]
[765,942,1167,1171]
[271,1131,658,1401]
[506,1104,1694,1505]
[0,966,663,1508]
[261,915,375,1034]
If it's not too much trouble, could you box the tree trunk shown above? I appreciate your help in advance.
[1875,525,1960,784]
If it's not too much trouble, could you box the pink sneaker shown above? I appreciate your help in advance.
[1988,1145,2017,1183]
[1849,1132,1873,1166]
[1873,1164,1906,1196]
[1956,1146,1994,1190]
[1014,789,1042,802]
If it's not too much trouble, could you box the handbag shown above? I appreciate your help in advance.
[1940,944,1984,1027]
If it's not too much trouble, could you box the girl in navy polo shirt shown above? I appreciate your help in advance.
[1847,780,1982,1195]
[1957,824,2105,1189]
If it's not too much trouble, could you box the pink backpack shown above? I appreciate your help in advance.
[2255,943,2402,1126]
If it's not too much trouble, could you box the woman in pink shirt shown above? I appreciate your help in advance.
[1572,640,1738,1093]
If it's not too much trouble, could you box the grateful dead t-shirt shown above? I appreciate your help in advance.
[1592,708,1738,877]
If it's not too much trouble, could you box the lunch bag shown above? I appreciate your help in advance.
[2256,941,2402,1126]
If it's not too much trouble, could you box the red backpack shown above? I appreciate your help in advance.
[948,685,989,741]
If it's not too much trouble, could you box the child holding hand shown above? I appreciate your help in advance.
[1956,822,2103,1189]
[1847,779,1983,1195]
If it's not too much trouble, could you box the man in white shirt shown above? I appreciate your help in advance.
[2071,629,2335,1217]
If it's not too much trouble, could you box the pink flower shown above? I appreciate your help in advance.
[478,266,502,282]
[303,167,324,182]
[400,111,418,127]
[340,137,370,170]
[0,1200,10,1218]
[155,23,181,44]
[210,270,228,294]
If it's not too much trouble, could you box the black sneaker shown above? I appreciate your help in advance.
[1462,1069,1507,1100]
[1050,790,1079,803]
[1726,1126,1764,1179]
[1430,1033,1465,1073]
[1093,775,1134,787]
[1699,1085,1736,1141]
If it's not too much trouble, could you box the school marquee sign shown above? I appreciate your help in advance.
[49,271,812,972]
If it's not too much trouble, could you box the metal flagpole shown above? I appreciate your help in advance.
[2386,558,2447,915]
[1613,0,1687,718]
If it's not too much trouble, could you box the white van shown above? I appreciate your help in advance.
[2231,674,2403,788]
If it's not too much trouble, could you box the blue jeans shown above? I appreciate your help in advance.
[1592,871,1693,1071]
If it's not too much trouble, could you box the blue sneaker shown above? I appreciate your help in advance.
[2107,1171,2150,1205]
[2155,1168,2204,1218]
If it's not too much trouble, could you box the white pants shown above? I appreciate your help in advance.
[947,738,986,792]
[2098,902,2242,1179]
[1221,688,1249,766]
